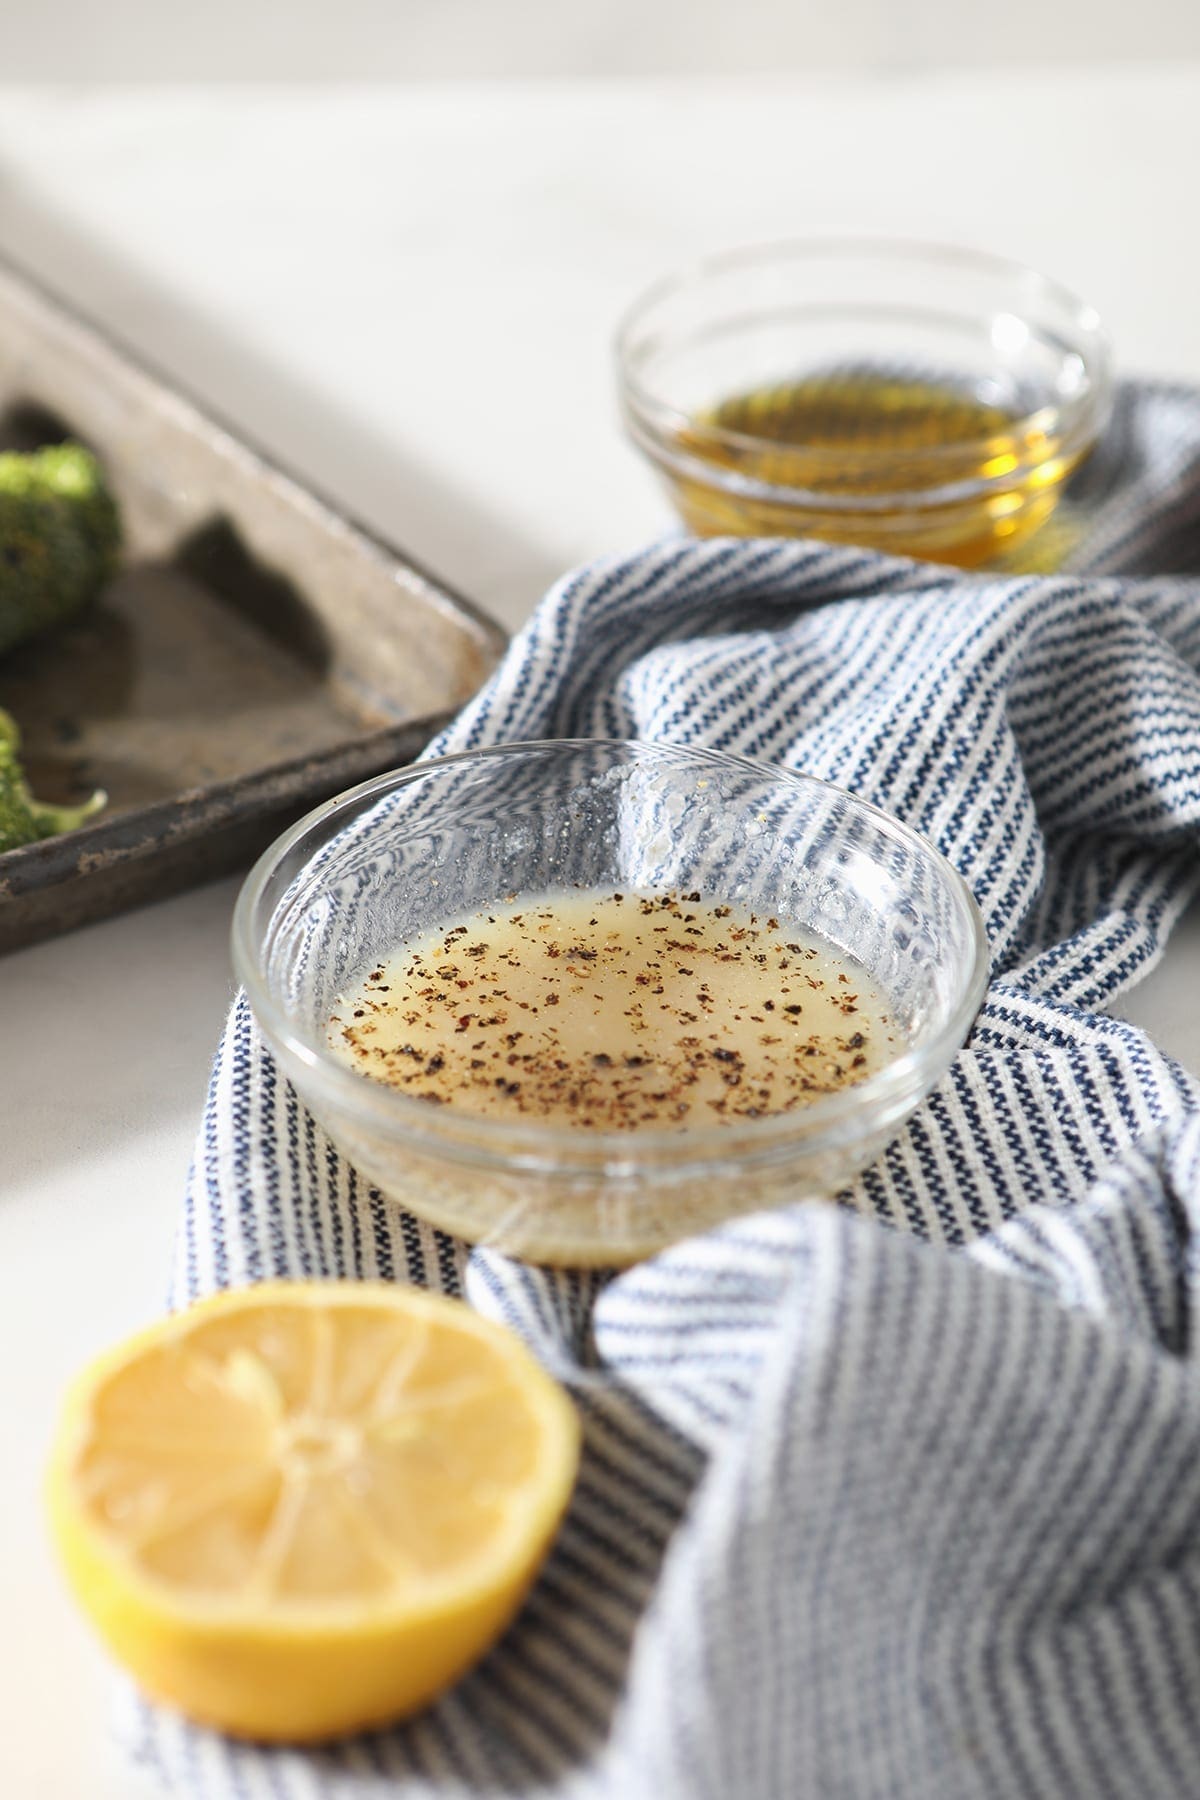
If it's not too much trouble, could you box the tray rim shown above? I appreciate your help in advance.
[0,247,508,664]
[0,250,509,913]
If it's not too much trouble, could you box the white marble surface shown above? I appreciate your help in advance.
[2,0,1199,80]
[0,75,1198,1797]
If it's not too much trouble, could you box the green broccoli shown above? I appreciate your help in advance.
[0,442,121,656]
[0,706,104,852]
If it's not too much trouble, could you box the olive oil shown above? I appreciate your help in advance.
[667,372,1086,568]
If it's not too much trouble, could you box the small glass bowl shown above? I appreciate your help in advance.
[616,238,1112,568]
[234,740,989,1266]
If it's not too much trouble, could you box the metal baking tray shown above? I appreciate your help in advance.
[0,254,507,953]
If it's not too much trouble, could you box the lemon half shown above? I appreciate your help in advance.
[47,1281,580,1742]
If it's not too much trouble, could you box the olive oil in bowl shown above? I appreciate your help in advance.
[617,240,1112,570]
[665,371,1087,568]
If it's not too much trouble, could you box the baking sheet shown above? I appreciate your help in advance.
[0,257,506,951]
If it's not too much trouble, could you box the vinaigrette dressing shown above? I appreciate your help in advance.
[328,889,899,1130]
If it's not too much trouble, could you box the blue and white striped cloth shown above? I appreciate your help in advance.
[134,380,1200,1797]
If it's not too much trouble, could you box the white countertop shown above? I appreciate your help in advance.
[1,73,1198,1796]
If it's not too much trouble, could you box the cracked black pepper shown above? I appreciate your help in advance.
[327,889,900,1129]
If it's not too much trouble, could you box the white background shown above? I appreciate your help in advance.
[1,13,1199,1797]
[2,0,1200,78]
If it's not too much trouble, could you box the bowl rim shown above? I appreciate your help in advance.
[615,235,1113,502]
[232,737,992,1170]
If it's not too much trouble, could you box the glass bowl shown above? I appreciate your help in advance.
[616,238,1112,568]
[234,740,989,1266]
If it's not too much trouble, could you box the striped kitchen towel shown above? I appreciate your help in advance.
[133,378,1200,1798]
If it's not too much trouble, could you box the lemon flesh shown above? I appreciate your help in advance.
[48,1282,580,1742]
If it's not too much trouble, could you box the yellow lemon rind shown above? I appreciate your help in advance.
[47,1282,581,1743]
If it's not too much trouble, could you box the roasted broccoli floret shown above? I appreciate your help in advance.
[0,706,104,852]
[0,443,121,656]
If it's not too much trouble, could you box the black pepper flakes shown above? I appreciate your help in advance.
[329,889,898,1131]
